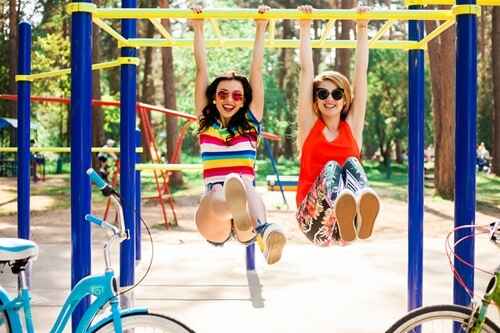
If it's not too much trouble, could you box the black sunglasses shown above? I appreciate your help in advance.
[316,88,344,101]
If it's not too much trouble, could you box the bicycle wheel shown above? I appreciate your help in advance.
[92,312,194,333]
[386,304,499,333]
[0,299,11,333]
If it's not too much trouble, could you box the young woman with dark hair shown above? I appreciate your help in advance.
[190,5,286,264]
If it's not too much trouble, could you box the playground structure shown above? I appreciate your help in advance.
[6,0,500,331]
[0,94,283,228]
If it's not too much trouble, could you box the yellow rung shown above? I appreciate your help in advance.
[369,20,395,48]
[149,18,173,40]
[268,19,276,46]
[416,19,455,49]
[93,17,130,45]
[123,38,421,50]
[136,163,202,171]
[209,19,224,47]
[93,8,454,21]
[0,147,143,153]
[406,0,500,6]
[320,20,336,47]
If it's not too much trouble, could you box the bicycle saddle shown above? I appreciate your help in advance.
[0,238,38,263]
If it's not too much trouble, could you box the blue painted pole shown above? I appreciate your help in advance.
[263,138,287,207]
[454,0,477,311]
[120,0,137,295]
[135,128,142,262]
[70,1,93,329]
[407,6,425,313]
[246,244,255,271]
[17,22,31,241]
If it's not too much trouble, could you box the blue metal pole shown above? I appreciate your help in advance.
[17,22,31,241]
[120,0,137,293]
[135,128,142,262]
[408,6,425,313]
[70,1,93,329]
[246,244,255,271]
[454,0,477,310]
[263,138,287,207]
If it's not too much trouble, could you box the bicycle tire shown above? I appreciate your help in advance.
[386,304,499,333]
[91,312,195,333]
[0,299,11,333]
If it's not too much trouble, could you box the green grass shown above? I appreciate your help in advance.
[5,157,498,215]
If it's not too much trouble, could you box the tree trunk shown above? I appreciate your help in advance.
[92,0,105,169]
[160,0,182,186]
[8,0,18,146]
[139,3,156,162]
[425,12,455,199]
[492,7,500,175]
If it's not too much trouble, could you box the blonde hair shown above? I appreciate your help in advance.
[312,71,353,120]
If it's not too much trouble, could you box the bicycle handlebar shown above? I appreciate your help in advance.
[87,168,108,190]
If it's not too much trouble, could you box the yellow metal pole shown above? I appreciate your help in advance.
[0,147,143,153]
[369,20,395,48]
[93,8,454,21]
[136,163,202,171]
[93,17,131,45]
[149,18,173,40]
[406,0,500,6]
[319,20,336,47]
[122,38,420,49]
[415,19,455,49]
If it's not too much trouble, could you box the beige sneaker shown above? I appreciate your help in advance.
[224,174,255,242]
[356,188,380,239]
[334,189,357,242]
[259,223,286,265]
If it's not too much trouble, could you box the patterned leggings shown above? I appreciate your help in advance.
[296,157,368,247]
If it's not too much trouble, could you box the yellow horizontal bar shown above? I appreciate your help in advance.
[136,163,202,171]
[94,8,453,21]
[406,0,500,6]
[0,147,143,153]
[453,5,481,16]
[123,38,421,50]
[13,59,136,82]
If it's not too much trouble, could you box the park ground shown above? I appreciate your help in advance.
[0,163,499,332]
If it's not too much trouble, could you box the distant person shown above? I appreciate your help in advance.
[477,142,491,173]
[295,5,380,247]
[97,139,117,182]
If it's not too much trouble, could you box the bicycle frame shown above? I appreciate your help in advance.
[0,269,148,333]
[469,270,499,332]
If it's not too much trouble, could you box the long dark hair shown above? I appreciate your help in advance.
[198,71,257,144]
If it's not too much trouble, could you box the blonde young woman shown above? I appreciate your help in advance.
[190,5,286,264]
[296,5,380,247]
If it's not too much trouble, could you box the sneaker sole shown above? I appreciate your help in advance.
[265,231,286,265]
[224,177,253,242]
[335,193,357,242]
[358,192,379,239]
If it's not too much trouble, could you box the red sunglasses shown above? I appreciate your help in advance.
[216,90,244,102]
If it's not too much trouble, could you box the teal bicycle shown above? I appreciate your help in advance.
[0,168,194,333]
[386,221,500,333]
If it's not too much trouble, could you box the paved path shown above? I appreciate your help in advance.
[1,185,499,332]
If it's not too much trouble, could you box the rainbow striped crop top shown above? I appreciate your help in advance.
[199,111,261,187]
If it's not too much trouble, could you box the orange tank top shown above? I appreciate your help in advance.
[296,119,360,207]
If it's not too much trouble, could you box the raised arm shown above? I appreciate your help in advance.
[297,5,316,149]
[248,5,270,122]
[191,5,209,118]
[347,6,370,149]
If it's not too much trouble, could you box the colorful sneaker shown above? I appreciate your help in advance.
[334,189,357,242]
[356,188,380,239]
[256,222,286,265]
[224,174,255,243]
